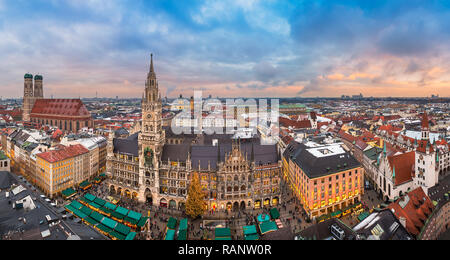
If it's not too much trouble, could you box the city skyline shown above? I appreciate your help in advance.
[2,1,450,99]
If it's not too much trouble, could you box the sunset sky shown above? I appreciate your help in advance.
[1,0,450,98]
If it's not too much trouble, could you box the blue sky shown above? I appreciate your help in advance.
[1,0,450,98]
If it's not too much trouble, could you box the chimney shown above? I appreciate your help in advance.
[399,216,407,228]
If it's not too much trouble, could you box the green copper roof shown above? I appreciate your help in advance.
[24,73,33,79]
[34,75,43,80]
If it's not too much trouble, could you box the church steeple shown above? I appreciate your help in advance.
[148,53,156,80]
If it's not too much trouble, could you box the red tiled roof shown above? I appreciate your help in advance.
[31,99,91,118]
[416,140,434,154]
[338,130,356,143]
[378,124,402,132]
[387,151,415,186]
[36,144,89,163]
[388,187,435,236]
[279,117,312,129]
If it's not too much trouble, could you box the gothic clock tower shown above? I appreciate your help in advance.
[138,54,165,203]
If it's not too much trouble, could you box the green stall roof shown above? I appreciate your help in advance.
[90,211,105,222]
[215,237,232,240]
[88,201,101,209]
[111,211,125,220]
[101,217,118,230]
[259,221,278,235]
[80,205,93,216]
[65,205,76,213]
[137,217,149,228]
[70,200,83,210]
[115,223,131,236]
[124,216,138,225]
[127,210,142,221]
[84,216,98,226]
[243,225,257,236]
[78,197,88,204]
[73,209,87,219]
[165,229,175,240]
[215,228,231,238]
[245,234,260,240]
[96,224,112,234]
[167,217,177,230]
[270,208,280,219]
[125,232,136,240]
[104,202,117,211]
[109,230,126,240]
[100,207,114,215]
[357,211,370,222]
[94,197,106,206]
[115,206,129,216]
[84,193,96,202]
[331,210,342,217]
[62,188,76,198]
[177,229,187,240]
[79,180,91,188]
[257,214,270,223]
[178,218,188,231]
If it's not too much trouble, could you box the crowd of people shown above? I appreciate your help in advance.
[62,177,315,240]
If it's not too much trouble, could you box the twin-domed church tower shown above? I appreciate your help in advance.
[22,74,44,121]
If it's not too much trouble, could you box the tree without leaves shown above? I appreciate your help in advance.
[185,172,206,219]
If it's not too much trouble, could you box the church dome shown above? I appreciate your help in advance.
[24,73,33,79]
[34,75,43,80]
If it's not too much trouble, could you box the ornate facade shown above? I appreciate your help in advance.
[106,55,282,211]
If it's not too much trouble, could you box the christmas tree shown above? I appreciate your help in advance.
[185,172,206,219]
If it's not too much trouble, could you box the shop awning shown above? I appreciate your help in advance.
[62,188,76,198]
[165,229,175,240]
[137,217,149,228]
[84,193,96,202]
[101,217,118,230]
[244,234,260,240]
[115,206,129,216]
[88,201,101,209]
[125,232,136,240]
[90,211,105,222]
[167,217,177,230]
[111,211,125,220]
[79,180,91,189]
[109,230,126,240]
[243,225,257,236]
[127,210,142,222]
[94,197,106,207]
[257,214,270,223]
[259,221,278,235]
[96,224,112,234]
[331,210,342,217]
[178,218,188,231]
[357,211,370,222]
[270,208,280,219]
[114,223,131,236]
[80,205,93,216]
[104,202,117,211]
[177,229,187,240]
[84,216,98,226]
[215,228,231,238]
[214,236,232,240]
[69,200,83,210]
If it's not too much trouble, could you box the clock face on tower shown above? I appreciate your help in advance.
[147,114,152,119]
